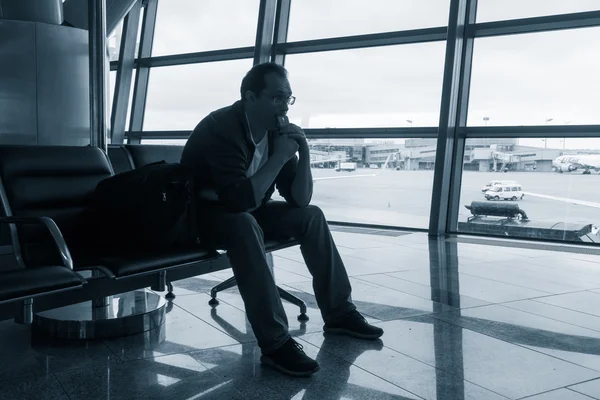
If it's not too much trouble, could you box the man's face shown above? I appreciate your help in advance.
[253,72,292,130]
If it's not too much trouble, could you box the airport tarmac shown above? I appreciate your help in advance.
[283,168,600,244]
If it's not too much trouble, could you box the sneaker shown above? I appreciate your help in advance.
[324,310,384,340]
[260,338,320,377]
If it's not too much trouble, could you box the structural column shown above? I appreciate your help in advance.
[89,0,108,151]
[429,0,477,236]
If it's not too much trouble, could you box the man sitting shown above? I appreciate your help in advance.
[181,62,383,377]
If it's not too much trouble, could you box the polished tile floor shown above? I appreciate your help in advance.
[2,230,600,399]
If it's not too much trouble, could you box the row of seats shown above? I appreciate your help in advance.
[0,144,300,323]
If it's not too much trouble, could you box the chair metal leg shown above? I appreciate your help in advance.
[208,252,309,321]
[165,281,176,301]
[14,298,33,325]
[277,286,309,322]
[208,276,238,306]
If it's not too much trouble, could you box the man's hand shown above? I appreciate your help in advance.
[279,123,308,149]
[272,133,299,161]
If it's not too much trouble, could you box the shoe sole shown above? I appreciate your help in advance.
[260,355,320,377]
[323,326,383,340]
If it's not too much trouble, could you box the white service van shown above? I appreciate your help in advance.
[484,183,524,201]
[481,180,518,192]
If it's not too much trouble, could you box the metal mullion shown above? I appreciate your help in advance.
[253,0,278,65]
[463,125,600,138]
[127,0,158,144]
[304,127,438,139]
[89,0,108,151]
[472,10,600,39]
[132,127,438,140]
[429,0,474,237]
[446,0,477,234]
[111,1,141,145]
[276,27,447,55]
[272,0,291,64]
[135,47,255,68]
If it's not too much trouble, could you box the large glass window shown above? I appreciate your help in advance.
[458,137,600,245]
[284,43,446,129]
[287,0,450,41]
[272,138,437,229]
[476,0,600,23]
[468,27,600,126]
[143,59,254,130]
[152,0,260,56]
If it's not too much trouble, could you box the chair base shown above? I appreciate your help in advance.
[32,289,166,340]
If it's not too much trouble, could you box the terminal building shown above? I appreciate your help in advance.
[1,1,600,399]
[318,138,563,172]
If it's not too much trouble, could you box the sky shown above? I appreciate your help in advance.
[108,0,600,150]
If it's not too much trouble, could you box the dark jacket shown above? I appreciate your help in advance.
[181,100,306,212]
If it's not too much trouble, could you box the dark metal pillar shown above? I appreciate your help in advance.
[429,0,477,236]
[89,0,108,151]
[127,0,157,144]
[110,1,141,145]
[253,0,278,65]
[272,0,291,65]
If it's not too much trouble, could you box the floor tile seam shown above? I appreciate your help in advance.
[568,387,600,399]
[170,302,248,345]
[426,313,600,377]
[353,274,494,307]
[0,372,59,388]
[499,302,600,334]
[114,341,253,367]
[443,270,557,295]
[431,304,600,339]
[379,272,556,304]
[348,275,463,312]
[287,276,462,317]
[184,349,260,396]
[508,264,600,281]
[568,387,600,400]
[300,332,511,400]
[272,254,304,264]
[515,387,597,400]
[567,376,600,387]
[99,337,128,363]
[281,279,388,321]
[177,292,324,339]
[293,336,428,400]
[530,298,600,319]
[52,372,73,400]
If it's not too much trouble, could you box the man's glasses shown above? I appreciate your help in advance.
[272,95,296,106]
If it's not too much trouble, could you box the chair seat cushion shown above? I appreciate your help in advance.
[264,237,299,252]
[0,266,83,302]
[73,245,219,278]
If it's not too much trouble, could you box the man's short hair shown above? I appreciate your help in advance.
[240,62,288,100]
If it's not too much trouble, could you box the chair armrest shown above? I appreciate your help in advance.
[0,216,74,270]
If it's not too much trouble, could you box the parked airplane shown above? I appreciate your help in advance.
[552,154,600,174]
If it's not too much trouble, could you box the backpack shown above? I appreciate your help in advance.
[89,161,198,250]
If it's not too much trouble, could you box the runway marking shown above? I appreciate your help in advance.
[523,192,600,209]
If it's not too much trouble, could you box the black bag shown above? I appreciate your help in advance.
[90,161,198,250]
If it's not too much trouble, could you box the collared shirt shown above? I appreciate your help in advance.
[181,100,308,213]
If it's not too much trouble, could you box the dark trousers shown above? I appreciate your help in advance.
[198,201,356,353]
